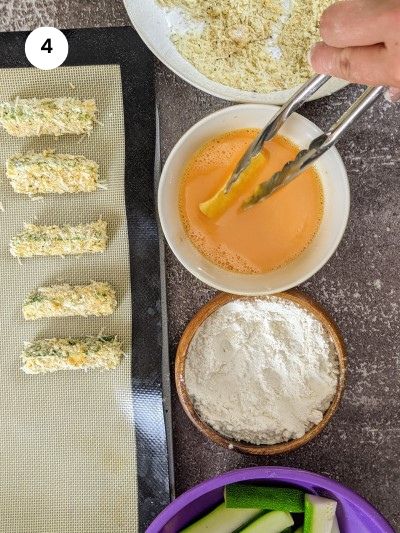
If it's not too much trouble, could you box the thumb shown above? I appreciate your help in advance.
[310,41,388,86]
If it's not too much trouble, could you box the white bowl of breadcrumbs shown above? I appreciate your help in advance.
[125,0,348,103]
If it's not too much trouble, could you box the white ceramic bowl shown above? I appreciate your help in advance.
[158,104,350,295]
[124,0,348,104]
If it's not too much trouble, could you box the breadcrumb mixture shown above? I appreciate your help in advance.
[158,0,333,92]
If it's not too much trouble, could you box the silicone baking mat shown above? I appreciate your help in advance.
[0,28,171,532]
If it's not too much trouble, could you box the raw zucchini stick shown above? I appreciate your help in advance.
[7,150,99,195]
[0,97,97,137]
[23,281,117,320]
[303,495,337,533]
[331,516,341,533]
[10,219,108,258]
[21,336,124,374]
[240,510,294,532]
[180,503,261,533]
[225,484,305,513]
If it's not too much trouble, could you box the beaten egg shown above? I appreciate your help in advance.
[179,129,323,274]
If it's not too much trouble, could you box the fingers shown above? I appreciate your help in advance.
[385,87,400,102]
[314,0,400,88]
[320,0,400,48]
[310,41,398,86]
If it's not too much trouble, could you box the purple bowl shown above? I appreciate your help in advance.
[147,467,394,533]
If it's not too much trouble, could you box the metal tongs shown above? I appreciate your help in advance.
[224,74,385,208]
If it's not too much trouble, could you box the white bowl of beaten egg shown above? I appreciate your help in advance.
[158,105,350,295]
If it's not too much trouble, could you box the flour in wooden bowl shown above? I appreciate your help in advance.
[157,0,334,92]
[185,297,339,445]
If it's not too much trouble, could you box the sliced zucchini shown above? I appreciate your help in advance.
[240,510,294,532]
[225,484,304,513]
[303,495,337,533]
[331,516,341,533]
[181,503,261,533]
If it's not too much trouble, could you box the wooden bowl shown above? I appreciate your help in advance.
[175,290,346,455]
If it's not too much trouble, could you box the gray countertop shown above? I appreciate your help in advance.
[1,1,399,530]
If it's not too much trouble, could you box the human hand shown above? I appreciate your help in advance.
[310,0,400,101]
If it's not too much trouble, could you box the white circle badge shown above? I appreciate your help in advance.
[25,27,69,70]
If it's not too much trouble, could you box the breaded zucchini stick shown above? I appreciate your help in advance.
[23,281,117,320]
[7,150,99,195]
[10,219,108,258]
[21,336,124,374]
[0,97,97,137]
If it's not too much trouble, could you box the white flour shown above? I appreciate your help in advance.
[185,298,339,445]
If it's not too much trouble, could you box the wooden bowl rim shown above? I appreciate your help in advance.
[175,289,347,456]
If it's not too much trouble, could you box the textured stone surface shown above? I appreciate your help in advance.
[0,0,129,31]
[1,1,399,530]
[158,72,400,532]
